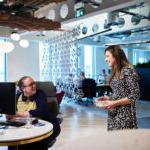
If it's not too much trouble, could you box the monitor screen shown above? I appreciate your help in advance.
[0,82,16,115]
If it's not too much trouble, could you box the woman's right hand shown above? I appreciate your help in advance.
[94,95,110,104]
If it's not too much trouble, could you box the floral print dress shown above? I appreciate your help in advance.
[108,67,140,131]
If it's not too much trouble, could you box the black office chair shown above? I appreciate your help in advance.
[82,78,96,98]
[36,81,62,147]
[76,78,96,105]
[36,81,59,117]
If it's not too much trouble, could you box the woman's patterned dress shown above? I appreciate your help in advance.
[108,67,140,130]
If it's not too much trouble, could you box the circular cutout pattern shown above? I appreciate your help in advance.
[60,4,69,19]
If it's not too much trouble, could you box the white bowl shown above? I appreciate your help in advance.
[95,101,111,108]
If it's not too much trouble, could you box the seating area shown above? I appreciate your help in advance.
[56,80,78,99]
[56,78,98,105]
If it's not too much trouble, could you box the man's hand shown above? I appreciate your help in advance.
[6,115,16,120]
[16,111,30,117]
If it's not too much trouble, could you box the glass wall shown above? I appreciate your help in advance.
[133,49,150,65]
[39,37,150,83]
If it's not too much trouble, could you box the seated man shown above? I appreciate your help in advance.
[8,76,61,150]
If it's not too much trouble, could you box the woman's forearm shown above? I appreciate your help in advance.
[113,97,130,107]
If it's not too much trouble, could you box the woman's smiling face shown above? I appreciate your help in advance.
[105,50,116,68]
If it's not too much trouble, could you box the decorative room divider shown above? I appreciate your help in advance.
[40,27,81,85]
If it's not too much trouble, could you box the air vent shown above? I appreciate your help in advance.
[104,12,125,28]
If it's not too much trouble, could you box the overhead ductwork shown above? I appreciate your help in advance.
[75,0,102,8]
[104,12,125,29]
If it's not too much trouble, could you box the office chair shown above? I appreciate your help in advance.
[76,78,96,105]
[36,81,59,117]
[36,81,62,148]
[82,78,96,98]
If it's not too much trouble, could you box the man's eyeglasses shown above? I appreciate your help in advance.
[22,82,36,89]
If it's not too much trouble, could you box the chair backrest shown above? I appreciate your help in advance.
[36,81,56,97]
[82,78,96,98]
[36,81,59,117]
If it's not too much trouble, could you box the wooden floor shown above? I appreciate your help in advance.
[50,98,150,150]
[50,97,107,149]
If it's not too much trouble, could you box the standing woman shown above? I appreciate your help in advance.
[95,45,140,131]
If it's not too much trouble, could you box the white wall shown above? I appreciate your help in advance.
[7,41,40,82]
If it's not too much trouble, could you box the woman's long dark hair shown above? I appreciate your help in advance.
[105,45,130,83]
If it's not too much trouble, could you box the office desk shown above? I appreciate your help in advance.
[0,120,53,146]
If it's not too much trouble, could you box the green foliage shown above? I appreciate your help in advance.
[134,61,150,68]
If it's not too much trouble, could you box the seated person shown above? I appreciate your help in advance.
[74,71,86,100]
[78,71,86,88]
[8,76,61,150]
[67,73,74,83]
[98,69,107,85]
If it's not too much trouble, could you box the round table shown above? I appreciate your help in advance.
[0,120,53,146]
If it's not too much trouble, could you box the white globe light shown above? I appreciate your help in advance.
[0,41,14,53]
[10,33,20,41]
[19,39,29,48]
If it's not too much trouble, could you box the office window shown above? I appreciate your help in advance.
[39,42,44,80]
[84,45,92,78]
[133,49,150,65]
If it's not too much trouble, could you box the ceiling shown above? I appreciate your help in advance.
[0,0,67,31]
[75,0,150,49]
[0,0,150,45]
